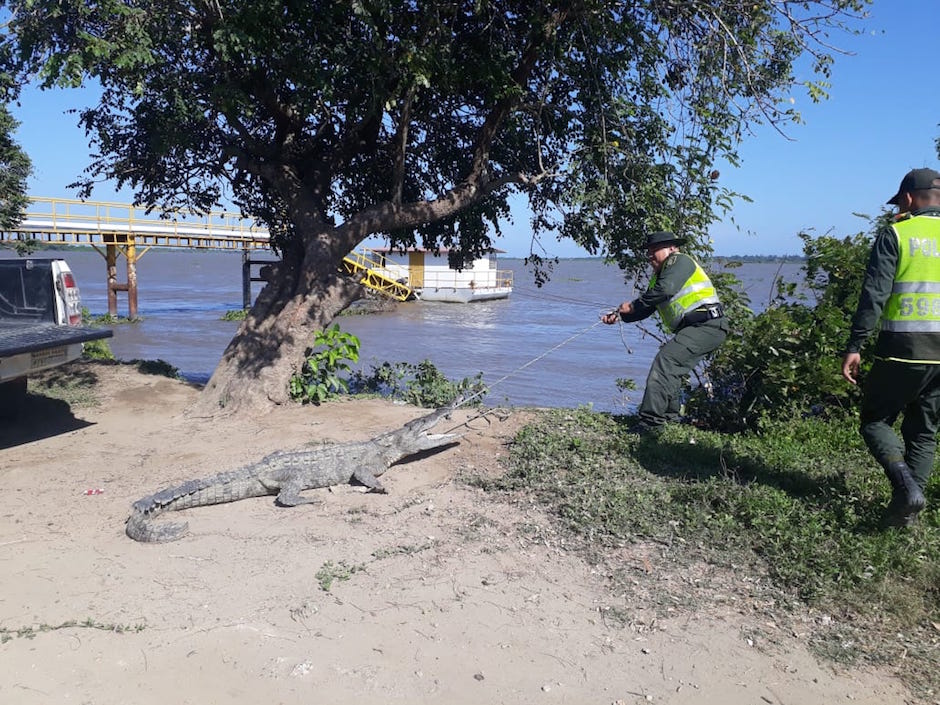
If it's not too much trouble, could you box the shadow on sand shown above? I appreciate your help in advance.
[0,393,93,450]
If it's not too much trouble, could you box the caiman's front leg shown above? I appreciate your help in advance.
[353,467,386,493]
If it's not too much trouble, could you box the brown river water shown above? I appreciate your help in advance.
[2,249,803,413]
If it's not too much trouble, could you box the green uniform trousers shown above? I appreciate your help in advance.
[860,358,940,491]
[638,318,728,426]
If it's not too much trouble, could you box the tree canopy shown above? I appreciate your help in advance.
[0,0,871,410]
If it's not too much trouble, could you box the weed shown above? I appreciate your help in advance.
[81,338,115,360]
[0,618,145,643]
[135,359,180,378]
[344,506,369,524]
[315,560,365,592]
[349,359,486,408]
[372,542,433,560]
[78,307,115,360]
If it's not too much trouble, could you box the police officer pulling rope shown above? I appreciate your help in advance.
[601,231,729,434]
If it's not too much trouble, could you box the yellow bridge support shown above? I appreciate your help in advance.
[342,248,414,301]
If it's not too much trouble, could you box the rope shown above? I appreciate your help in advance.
[435,281,642,431]
[468,319,607,405]
[443,317,614,432]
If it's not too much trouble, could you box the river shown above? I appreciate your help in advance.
[3,249,804,413]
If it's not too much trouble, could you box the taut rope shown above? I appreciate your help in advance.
[443,315,627,432]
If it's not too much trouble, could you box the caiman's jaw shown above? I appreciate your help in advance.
[413,431,462,450]
[373,404,465,453]
[426,432,457,441]
[405,407,452,429]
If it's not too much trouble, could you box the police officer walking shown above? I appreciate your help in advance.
[842,167,940,527]
[602,231,728,432]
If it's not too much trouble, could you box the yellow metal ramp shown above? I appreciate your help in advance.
[342,248,413,301]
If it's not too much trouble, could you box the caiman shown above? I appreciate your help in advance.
[125,404,461,543]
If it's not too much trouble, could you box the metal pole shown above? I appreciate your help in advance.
[242,249,251,310]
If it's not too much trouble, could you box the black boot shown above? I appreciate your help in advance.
[882,461,926,528]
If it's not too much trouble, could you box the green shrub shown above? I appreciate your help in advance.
[289,324,361,404]
[79,307,115,360]
[690,231,872,431]
[349,359,486,408]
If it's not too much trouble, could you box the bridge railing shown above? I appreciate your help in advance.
[10,196,271,248]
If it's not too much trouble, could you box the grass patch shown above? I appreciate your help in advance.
[486,408,940,696]
[28,358,182,408]
[28,365,101,407]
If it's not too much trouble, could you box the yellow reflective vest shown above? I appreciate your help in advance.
[880,213,940,362]
[652,256,720,332]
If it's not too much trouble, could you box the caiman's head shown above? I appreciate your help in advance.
[376,402,464,453]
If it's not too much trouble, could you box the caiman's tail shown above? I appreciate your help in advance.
[125,504,189,543]
[125,472,263,543]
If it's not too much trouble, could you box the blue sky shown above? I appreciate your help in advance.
[10,0,940,258]
[709,0,940,258]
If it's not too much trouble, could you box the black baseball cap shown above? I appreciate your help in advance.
[887,168,940,205]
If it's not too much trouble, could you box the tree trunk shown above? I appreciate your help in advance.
[191,241,362,416]
[188,167,491,415]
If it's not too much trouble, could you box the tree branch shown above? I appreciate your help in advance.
[391,84,416,206]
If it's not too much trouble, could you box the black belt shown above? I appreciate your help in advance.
[680,303,724,327]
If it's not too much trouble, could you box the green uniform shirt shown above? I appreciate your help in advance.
[846,205,940,358]
[620,252,697,323]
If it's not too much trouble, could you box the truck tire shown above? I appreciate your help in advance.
[0,377,27,421]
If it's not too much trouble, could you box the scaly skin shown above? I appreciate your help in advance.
[125,404,461,542]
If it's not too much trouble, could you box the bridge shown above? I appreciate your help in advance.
[0,197,271,318]
[0,197,411,317]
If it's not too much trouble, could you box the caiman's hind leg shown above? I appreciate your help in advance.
[353,467,387,493]
[275,483,321,507]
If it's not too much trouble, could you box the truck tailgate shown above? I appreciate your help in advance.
[0,322,113,357]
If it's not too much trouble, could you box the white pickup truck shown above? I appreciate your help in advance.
[0,256,113,417]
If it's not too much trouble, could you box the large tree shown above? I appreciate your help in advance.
[0,0,868,412]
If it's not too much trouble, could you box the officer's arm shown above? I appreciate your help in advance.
[845,229,898,353]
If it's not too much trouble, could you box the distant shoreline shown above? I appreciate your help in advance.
[1,242,806,263]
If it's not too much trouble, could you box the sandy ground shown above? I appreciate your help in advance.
[0,361,915,705]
